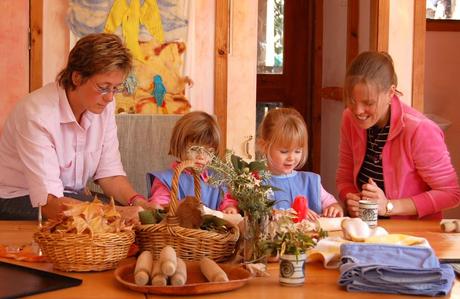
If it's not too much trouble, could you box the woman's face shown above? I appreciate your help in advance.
[347,83,394,129]
[69,70,125,121]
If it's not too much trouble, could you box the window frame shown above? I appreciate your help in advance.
[426,19,460,31]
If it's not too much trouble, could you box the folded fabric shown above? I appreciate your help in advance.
[308,233,429,269]
[338,243,455,296]
[317,217,349,231]
[307,236,351,268]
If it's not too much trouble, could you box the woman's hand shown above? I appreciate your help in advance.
[41,195,81,220]
[322,203,344,218]
[116,205,144,225]
[345,192,361,217]
[361,178,387,215]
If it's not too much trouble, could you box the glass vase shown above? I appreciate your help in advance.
[279,253,306,286]
[242,213,267,264]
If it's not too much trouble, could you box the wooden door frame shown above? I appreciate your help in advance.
[30,0,43,91]
[214,0,229,156]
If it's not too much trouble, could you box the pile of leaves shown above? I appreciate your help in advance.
[39,198,133,236]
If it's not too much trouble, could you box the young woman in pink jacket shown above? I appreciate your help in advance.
[336,51,460,220]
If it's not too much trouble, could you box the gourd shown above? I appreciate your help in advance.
[159,246,177,276]
[133,251,153,286]
[151,261,168,286]
[170,258,187,286]
[200,257,229,282]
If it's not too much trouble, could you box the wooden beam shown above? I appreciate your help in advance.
[426,19,460,31]
[312,0,323,173]
[347,0,359,66]
[214,0,229,156]
[412,0,426,112]
[370,0,389,52]
[30,0,43,91]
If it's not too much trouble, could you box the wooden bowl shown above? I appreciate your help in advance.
[114,260,253,295]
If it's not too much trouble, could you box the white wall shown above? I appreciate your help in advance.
[320,0,348,197]
[425,31,460,218]
[388,0,414,105]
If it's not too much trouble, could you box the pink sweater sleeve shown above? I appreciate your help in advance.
[336,110,361,202]
[320,184,338,210]
[148,178,171,207]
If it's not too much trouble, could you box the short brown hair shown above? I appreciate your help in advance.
[343,51,399,105]
[56,33,132,90]
[169,111,221,160]
[257,108,308,168]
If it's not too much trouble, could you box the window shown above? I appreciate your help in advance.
[426,0,460,20]
[257,0,284,74]
[426,0,460,31]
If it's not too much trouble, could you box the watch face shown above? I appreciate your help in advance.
[386,201,394,214]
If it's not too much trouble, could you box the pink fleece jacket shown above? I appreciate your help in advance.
[336,95,460,219]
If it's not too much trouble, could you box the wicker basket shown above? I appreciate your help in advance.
[34,230,135,272]
[136,161,240,262]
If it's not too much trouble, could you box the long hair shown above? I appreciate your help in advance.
[257,108,308,168]
[56,33,132,90]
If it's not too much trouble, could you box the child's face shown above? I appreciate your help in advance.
[268,144,303,175]
[185,145,215,168]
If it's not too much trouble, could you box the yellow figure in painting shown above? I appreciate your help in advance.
[104,0,164,61]
[104,0,192,115]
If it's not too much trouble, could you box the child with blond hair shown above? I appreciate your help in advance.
[257,108,343,220]
[147,111,237,213]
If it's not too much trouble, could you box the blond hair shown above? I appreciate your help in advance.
[56,33,132,91]
[344,51,400,105]
[169,111,221,160]
[257,108,308,168]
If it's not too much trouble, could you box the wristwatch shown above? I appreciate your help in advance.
[384,200,394,216]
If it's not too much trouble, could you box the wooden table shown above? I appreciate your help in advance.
[0,220,458,298]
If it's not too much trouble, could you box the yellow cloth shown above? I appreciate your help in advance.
[364,234,429,246]
[104,0,164,62]
[307,233,430,269]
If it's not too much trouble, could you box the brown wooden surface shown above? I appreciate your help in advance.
[30,0,43,92]
[427,20,460,32]
[1,220,458,298]
[214,0,229,156]
[412,0,426,112]
[370,0,389,52]
[347,0,359,67]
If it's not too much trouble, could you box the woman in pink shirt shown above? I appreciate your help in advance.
[0,33,154,220]
[336,51,460,219]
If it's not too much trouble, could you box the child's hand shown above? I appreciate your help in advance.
[306,209,320,221]
[322,203,344,218]
[222,206,238,214]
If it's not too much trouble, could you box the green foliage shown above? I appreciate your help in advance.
[205,150,276,222]
[261,210,328,257]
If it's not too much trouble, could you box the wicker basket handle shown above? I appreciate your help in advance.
[168,160,202,216]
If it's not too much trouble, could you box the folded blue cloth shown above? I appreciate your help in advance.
[338,243,455,296]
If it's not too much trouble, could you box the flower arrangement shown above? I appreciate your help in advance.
[202,148,276,221]
[190,147,276,262]
[262,209,327,258]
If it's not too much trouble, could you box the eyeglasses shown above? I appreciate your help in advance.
[90,79,125,96]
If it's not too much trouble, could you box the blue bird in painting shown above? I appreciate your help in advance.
[151,75,166,107]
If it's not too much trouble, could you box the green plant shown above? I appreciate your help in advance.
[203,149,276,221]
[262,210,327,257]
